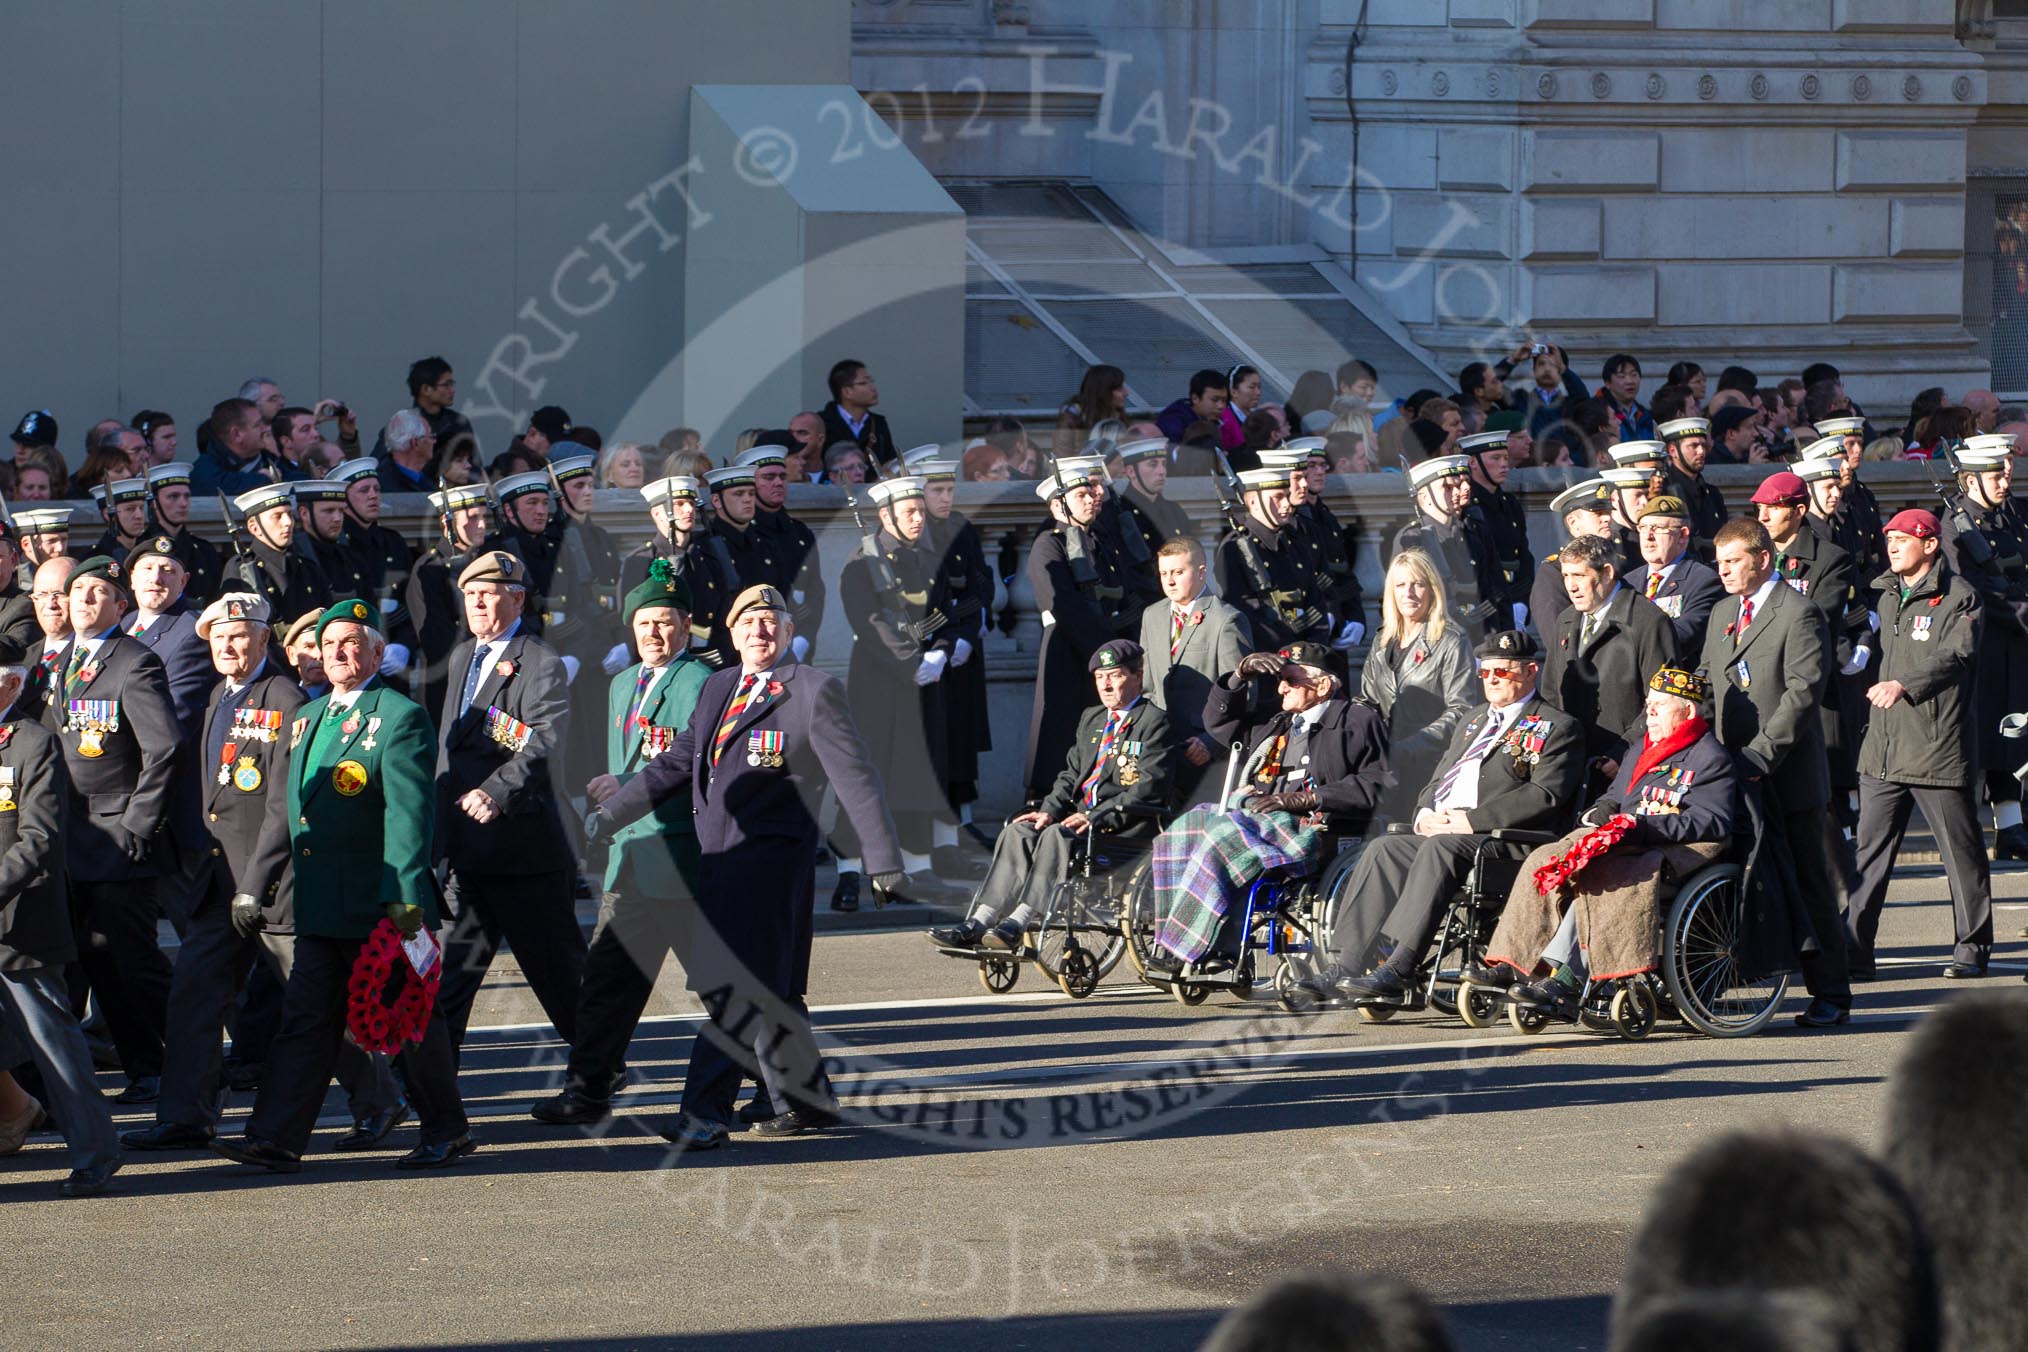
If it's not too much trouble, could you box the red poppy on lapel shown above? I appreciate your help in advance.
[79,663,101,685]
[767,681,784,697]
[496,659,516,678]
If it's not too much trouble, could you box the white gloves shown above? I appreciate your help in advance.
[378,643,410,678]
[601,642,631,676]
[1330,620,1365,651]
[914,650,949,686]
[1511,602,1529,630]
[790,635,811,663]
[1840,644,1871,678]
[561,654,581,684]
[952,637,974,668]
[1867,609,1881,634]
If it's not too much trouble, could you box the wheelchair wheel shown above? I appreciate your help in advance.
[1456,981,1501,1029]
[1035,884,1129,999]
[1507,1000,1550,1035]
[1116,860,1162,978]
[1356,1004,1395,1024]
[1610,981,1658,1040]
[978,956,1020,994]
[1053,943,1101,999]
[1172,980,1209,1006]
[1660,864,1789,1038]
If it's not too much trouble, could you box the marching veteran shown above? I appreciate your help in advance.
[213,599,472,1173]
[1149,641,1390,970]
[928,638,1171,952]
[1468,665,1736,1006]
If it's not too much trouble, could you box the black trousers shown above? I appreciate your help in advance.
[158,884,398,1128]
[1330,832,1529,975]
[247,934,466,1155]
[679,991,834,1128]
[70,877,172,1079]
[563,857,697,1099]
[438,867,586,1047]
[1781,804,1853,1010]
[1846,775,1993,972]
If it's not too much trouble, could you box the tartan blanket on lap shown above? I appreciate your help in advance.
[1152,805,1325,962]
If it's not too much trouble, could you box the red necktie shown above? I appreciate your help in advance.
[1080,711,1123,808]
[1644,571,1662,600]
[1170,607,1187,659]
[710,673,758,767]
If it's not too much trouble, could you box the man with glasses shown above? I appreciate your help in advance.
[1625,496,1724,665]
[1303,631,1585,1006]
[819,359,896,474]
[375,355,476,471]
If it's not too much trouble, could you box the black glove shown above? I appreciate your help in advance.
[1250,789,1320,815]
[112,825,152,864]
[1237,652,1285,679]
[229,893,265,938]
[385,902,424,937]
[582,809,612,845]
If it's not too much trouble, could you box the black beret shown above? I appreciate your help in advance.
[1277,641,1334,671]
[1089,639,1144,673]
[1474,629,1540,661]
[124,534,182,571]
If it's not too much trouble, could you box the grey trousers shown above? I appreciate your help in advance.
[967,821,1080,928]
[0,966,121,1172]
[1846,774,1993,970]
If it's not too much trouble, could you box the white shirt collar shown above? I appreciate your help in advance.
[1745,573,1781,614]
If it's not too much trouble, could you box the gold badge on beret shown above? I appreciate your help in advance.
[1649,666,1711,703]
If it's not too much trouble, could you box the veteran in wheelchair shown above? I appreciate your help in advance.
[1137,641,1390,990]
[1464,665,1736,1021]
[929,638,1171,963]
[1298,630,1587,1010]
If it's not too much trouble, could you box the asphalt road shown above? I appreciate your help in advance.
[8,865,2025,1351]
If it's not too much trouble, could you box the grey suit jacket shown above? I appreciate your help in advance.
[1138,594,1252,743]
[1700,577,1831,811]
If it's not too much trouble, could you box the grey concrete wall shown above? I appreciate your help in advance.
[0,0,849,466]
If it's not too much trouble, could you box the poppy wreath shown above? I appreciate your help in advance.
[1532,813,1636,897]
[345,918,442,1054]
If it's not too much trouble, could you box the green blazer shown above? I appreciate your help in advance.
[284,680,439,939]
[603,656,710,898]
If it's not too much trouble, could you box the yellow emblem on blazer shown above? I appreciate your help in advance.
[332,759,369,796]
[232,757,263,792]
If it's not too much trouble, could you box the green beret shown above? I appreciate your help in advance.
[1482,409,1526,435]
[68,555,128,596]
[624,557,693,622]
[314,597,382,643]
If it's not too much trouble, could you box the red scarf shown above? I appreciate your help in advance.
[1623,715,1708,790]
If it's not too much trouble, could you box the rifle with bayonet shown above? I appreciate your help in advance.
[1209,443,1324,638]
[216,490,277,610]
[1927,438,1999,571]
[842,482,946,647]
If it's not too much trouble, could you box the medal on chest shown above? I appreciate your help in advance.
[1911,614,1934,642]
[747,729,784,768]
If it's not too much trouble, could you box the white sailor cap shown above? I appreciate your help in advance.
[1282,436,1329,458]
[640,476,702,506]
[900,445,958,479]
[549,454,597,484]
[107,476,149,506]
[494,470,552,503]
[195,592,272,639]
[1407,455,1471,491]
[1458,431,1507,455]
[1794,456,1841,483]
[1055,454,1106,478]
[1550,479,1613,516]
[1036,468,1090,502]
[12,506,73,536]
[146,463,194,492]
[1256,449,1308,471]
[1115,437,1168,466]
[1656,417,1711,441]
[233,483,294,515]
[1796,436,1844,462]
[705,465,755,492]
[1609,440,1666,468]
[1236,467,1289,491]
[1963,432,2018,456]
[1601,466,1652,490]
[292,479,348,504]
[735,444,790,470]
[87,484,108,506]
[331,457,380,485]
[867,476,926,506]
[896,444,943,469]
[429,483,491,513]
[1815,416,1866,438]
[1955,444,2011,470]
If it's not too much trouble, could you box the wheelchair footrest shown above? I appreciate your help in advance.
[934,944,1035,962]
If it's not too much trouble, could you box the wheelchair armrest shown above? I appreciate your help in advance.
[1385,822,1416,835]
[1485,828,1557,844]
[1089,800,1170,836]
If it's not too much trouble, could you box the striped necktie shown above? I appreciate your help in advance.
[1644,570,1662,600]
[1434,715,1504,805]
[711,673,759,767]
[1170,606,1187,659]
[1735,597,1755,647]
[1080,710,1124,808]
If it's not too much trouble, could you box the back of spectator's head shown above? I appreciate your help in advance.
[1651,383,1696,423]
[570,425,602,452]
[1666,360,1702,388]
[1400,389,1442,421]
[386,408,431,453]
[984,415,1027,456]
[1612,1290,1852,1352]
[1200,1271,1453,1352]
[1612,1130,1941,1352]
[1458,361,1492,400]
[1905,387,1946,429]
[1883,991,2028,1352]
[1803,379,1848,425]
[658,426,701,455]
[406,356,452,401]
[1288,369,1336,424]
[1920,406,1977,445]
[1188,368,1229,400]
[1180,418,1221,449]
[960,443,1009,481]
[1716,365,1758,395]
[1801,361,1842,390]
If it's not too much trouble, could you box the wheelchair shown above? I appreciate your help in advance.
[1121,817,1366,1008]
[931,818,1139,998]
[1290,825,1554,1023]
[1465,858,1791,1041]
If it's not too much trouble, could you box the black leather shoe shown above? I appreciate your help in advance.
[1793,998,1851,1029]
[222,1062,263,1093]
[333,1100,411,1150]
[735,1095,778,1125]
[980,919,1025,951]
[830,871,860,913]
[1995,824,2028,862]
[120,1121,215,1152]
[658,1115,728,1150]
[530,1088,611,1126]
[750,1106,842,1138]
[59,1159,122,1198]
[1461,961,1517,989]
[395,1134,476,1170]
[929,920,985,948]
[112,1076,161,1105]
[1943,961,1989,980]
[1343,966,1410,1001]
[212,1136,302,1173]
[1512,977,1581,1020]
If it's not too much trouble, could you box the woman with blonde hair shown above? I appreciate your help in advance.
[1360,550,1475,815]
[598,441,648,489]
